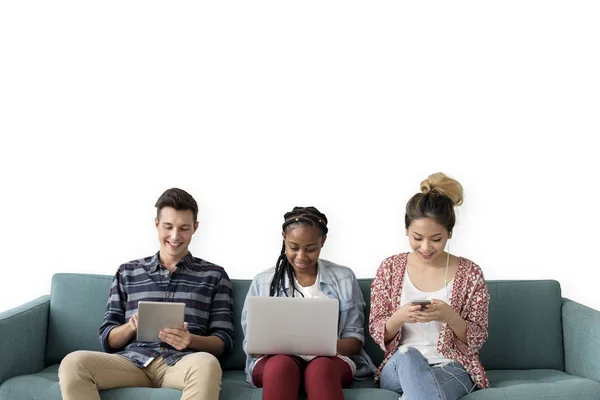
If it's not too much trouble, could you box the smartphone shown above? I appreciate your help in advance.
[411,300,431,311]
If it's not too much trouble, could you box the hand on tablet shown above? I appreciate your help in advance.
[159,322,191,350]
[128,313,139,333]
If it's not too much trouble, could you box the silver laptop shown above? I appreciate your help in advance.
[137,301,185,342]
[245,296,339,356]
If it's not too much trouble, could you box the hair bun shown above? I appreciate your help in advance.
[420,172,463,206]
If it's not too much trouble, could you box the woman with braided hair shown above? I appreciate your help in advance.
[369,173,490,400]
[241,206,375,400]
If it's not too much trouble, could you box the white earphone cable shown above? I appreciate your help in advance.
[416,240,478,394]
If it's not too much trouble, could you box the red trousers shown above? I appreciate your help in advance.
[252,355,353,400]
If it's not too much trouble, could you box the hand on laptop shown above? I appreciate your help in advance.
[159,322,191,350]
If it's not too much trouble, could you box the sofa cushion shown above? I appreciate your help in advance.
[0,366,399,400]
[0,365,62,400]
[359,279,565,372]
[480,280,564,371]
[0,296,49,386]
[563,298,600,382]
[358,279,386,367]
[462,369,600,399]
[0,365,185,400]
[221,279,251,370]
[46,274,567,376]
[46,275,250,370]
[46,274,113,365]
[225,279,389,372]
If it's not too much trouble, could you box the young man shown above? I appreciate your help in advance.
[58,188,234,400]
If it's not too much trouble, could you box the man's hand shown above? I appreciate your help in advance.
[107,313,138,350]
[159,322,192,351]
[127,313,139,333]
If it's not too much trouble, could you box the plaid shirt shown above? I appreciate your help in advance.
[99,252,234,367]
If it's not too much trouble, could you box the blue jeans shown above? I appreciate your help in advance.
[380,346,475,400]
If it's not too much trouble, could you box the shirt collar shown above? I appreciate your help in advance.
[281,259,331,294]
[149,251,195,272]
[317,259,335,285]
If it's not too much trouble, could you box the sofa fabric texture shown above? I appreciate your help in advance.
[1,274,600,399]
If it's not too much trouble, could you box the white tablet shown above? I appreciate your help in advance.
[136,301,185,342]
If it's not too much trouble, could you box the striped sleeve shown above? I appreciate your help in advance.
[99,268,127,352]
[207,270,235,356]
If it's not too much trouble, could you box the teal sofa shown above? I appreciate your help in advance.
[1,274,600,399]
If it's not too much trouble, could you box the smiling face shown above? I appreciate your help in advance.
[406,217,451,264]
[155,206,198,265]
[283,224,326,275]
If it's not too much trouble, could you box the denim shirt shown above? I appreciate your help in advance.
[241,259,376,385]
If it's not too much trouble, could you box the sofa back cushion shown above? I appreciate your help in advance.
[223,279,384,370]
[357,279,564,372]
[46,274,565,373]
[222,279,251,370]
[358,279,386,366]
[480,280,564,370]
[46,274,252,369]
[46,274,113,365]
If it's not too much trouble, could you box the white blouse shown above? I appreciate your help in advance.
[399,269,454,365]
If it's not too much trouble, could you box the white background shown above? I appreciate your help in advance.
[1,1,599,313]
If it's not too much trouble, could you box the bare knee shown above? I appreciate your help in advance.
[391,345,428,370]
[397,345,421,359]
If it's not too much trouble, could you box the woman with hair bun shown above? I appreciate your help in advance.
[369,173,490,399]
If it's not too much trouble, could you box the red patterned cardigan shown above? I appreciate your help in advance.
[369,252,490,389]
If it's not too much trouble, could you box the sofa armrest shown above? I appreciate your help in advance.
[0,296,50,385]
[562,298,600,382]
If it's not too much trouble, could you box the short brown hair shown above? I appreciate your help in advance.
[155,188,199,222]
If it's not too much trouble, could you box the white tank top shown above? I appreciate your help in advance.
[399,269,454,365]
[293,273,329,299]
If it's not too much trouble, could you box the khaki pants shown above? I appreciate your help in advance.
[58,350,222,400]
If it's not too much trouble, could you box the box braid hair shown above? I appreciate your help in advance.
[269,206,328,297]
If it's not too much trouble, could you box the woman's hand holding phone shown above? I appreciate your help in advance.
[392,303,424,325]
[413,299,455,324]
